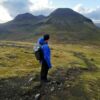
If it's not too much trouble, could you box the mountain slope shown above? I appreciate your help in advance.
[0,8,100,42]
[43,8,95,31]
[0,13,40,33]
[36,8,100,41]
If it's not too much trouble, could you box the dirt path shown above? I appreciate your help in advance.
[0,42,32,49]
[21,66,93,100]
[0,66,86,100]
[21,51,98,100]
[72,51,97,70]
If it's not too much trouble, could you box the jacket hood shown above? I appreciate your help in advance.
[38,37,46,45]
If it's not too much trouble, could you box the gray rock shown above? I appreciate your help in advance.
[28,77,34,83]
[51,87,55,92]
[66,84,70,88]
[58,87,61,90]
[35,93,40,100]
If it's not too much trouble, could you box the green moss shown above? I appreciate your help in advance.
[0,41,100,100]
[0,41,100,78]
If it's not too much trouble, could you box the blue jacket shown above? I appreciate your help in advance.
[38,37,52,68]
[38,37,46,45]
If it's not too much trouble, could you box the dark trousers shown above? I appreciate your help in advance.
[41,60,49,81]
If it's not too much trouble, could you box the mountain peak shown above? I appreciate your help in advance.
[14,13,37,21]
[37,15,46,20]
[47,8,93,25]
[53,8,73,13]
[50,8,76,16]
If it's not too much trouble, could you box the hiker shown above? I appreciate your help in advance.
[37,34,52,82]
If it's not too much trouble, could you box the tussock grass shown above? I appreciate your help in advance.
[0,41,100,78]
[0,41,100,100]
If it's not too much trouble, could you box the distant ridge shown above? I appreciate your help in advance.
[94,22,100,27]
[0,8,100,42]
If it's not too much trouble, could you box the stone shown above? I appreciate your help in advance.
[28,77,34,83]
[35,93,40,100]
[51,87,55,92]
[66,84,70,88]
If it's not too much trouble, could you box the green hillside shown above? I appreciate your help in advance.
[0,41,100,100]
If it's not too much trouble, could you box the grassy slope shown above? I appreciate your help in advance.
[0,41,100,100]
[0,24,100,42]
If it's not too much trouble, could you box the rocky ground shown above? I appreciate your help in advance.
[0,42,99,100]
[0,65,98,100]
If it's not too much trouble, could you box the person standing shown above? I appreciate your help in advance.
[37,34,52,82]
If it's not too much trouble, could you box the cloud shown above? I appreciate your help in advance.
[0,0,100,23]
[29,0,55,15]
[1,0,55,17]
[0,5,12,23]
[87,7,100,20]
[30,0,54,10]
[0,0,55,23]
[73,4,100,22]
[2,0,31,17]
[74,4,93,14]
[93,19,100,23]
[0,0,6,3]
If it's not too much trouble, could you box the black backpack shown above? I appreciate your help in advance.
[34,44,43,61]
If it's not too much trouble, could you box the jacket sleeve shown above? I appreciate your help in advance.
[42,44,52,68]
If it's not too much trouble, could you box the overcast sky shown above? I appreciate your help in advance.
[0,0,100,23]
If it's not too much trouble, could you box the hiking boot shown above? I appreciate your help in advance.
[41,79,50,83]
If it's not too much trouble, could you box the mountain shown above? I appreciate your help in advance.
[33,8,100,42]
[94,23,100,28]
[0,8,100,42]
[37,8,97,33]
[44,8,94,31]
[0,13,36,34]
[14,13,38,21]
[0,13,42,33]
[36,15,46,20]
